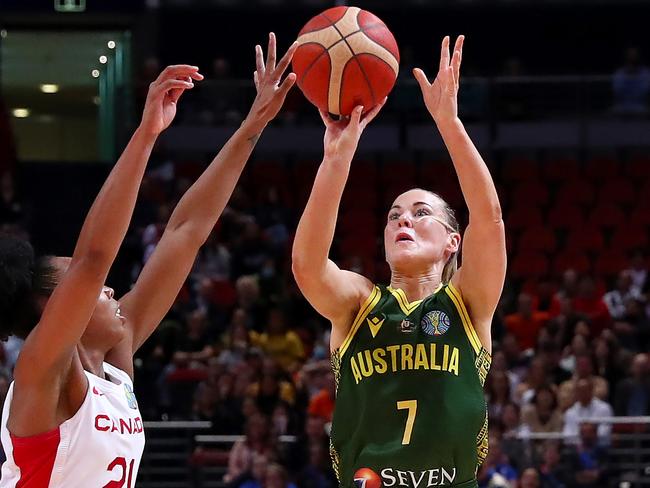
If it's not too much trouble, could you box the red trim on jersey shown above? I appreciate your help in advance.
[11,427,61,487]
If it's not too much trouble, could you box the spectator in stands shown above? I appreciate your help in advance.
[307,371,335,422]
[224,413,278,484]
[264,463,297,488]
[491,349,521,395]
[519,468,541,488]
[612,47,650,115]
[522,386,563,433]
[538,441,570,488]
[172,308,215,368]
[558,354,609,411]
[536,340,571,385]
[252,307,305,372]
[614,353,650,416]
[559,332,590,375]
[500,403,533,471]
[505,293,550,351]
[564,423,608,487]
[593,335,625,401]
[236,275,267,331]
[211,371,246,434]
[239,452,269,488]
[246,360,295,416]
[517,357,550,405]
[288,415,329,473]
[296,441,337,488]
[192,233,232,283]
[500,333,529,382]
[626,249,648,296]
[572,276,611,336]
[562,378,613,444]
[217,308,254,369]
[612,297,650,351]
[231,218,274,278]
[486,370,512,420]
[478,432,518,487]
[604,270,641,320]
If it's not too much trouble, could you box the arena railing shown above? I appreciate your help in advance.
[513,416,650,488]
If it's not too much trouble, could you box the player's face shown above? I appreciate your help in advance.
[384,189,460,272]
[50,257,127,350]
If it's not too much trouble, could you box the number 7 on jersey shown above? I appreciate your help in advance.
[397,400,417,445]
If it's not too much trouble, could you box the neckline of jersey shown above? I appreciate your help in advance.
[387,283,444,315]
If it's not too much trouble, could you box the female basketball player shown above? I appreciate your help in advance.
[0,33,297,487]
[292,36,506,488]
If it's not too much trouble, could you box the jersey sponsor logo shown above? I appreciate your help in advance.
[367,315,385,338]
[124,383,138,409]
[349,343,460,384]
[95,414,144,435]
[353,467,457,487]
[398,319,415,333]
[92,386,105,397]
[420,310,450,336]
[354,468,382,488]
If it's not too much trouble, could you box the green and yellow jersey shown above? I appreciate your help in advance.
[330,282,491,488]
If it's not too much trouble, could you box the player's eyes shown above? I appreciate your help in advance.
[415,208,430,217]
[388,213,400,221]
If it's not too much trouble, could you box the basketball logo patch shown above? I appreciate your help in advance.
[421,310,450,336]
[124,383,138,410]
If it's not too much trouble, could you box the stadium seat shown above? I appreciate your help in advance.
[542,156,580,183]
[507,206,544,231]
[510,252,550,280]
[551,249,591,275]
[555,180,596,207]
[624,155,650,181]
[610,226,649,252]
[547,204,585,230]
[517,225,557,254]
[511,181,550,207]
[596,177,637,207]
[501,156,540,183]
[587,203,626,229]
[565,225,605,253]
[594,249,629,277]
[584,156,619,183]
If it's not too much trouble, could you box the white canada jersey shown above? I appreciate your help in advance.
[0,362,145,487]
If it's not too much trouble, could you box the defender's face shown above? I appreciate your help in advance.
[384,189,460,272]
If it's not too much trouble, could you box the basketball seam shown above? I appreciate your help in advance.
[342,10,378,111]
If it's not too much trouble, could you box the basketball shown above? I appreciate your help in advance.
[292,6,400,116]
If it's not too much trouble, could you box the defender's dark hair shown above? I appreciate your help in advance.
[0,234,57,340]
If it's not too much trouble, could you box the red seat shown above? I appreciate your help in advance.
[379,160,417,187]
[610,227,649,252]
[348,159,379,187]
[543,157,580,183]
[596,177,637,207]
[517,225,557,254]
[584,156,619,183]
[339,234,379,258]
[594,249,629,277]
[551,249,591,275]
[547,205,585,230]
[506,206,544,231]
[501,156,540,183]
[629,205,650,227]
[251,160,286,186]
[587,203,625,229]
[341,186,380,211]
[625,155,650,181]
[555,180,596,207]
[338,209,380,235]
[565,226,605,253]
[510,252,550,280]
[511,181,550,207]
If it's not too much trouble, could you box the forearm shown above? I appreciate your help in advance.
[166,120,261,241]
[73,127,156,264]
[293,154,351,271]
[437,118,502,222]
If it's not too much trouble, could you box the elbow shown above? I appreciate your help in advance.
[471,202,503,225]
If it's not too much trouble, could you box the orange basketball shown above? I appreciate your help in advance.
[292,6,400,116]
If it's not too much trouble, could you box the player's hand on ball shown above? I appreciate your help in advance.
[320,98,386,160]
[413,35,463,125]
[246,33,298,132]
[140,65,203,136]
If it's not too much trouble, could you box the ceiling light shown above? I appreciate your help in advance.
[40,84,59,94]
[107,41,116,49]
[92,69,100,78]
[0,30,7,39]
[99,55,108,64]
[12,108,30,118]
